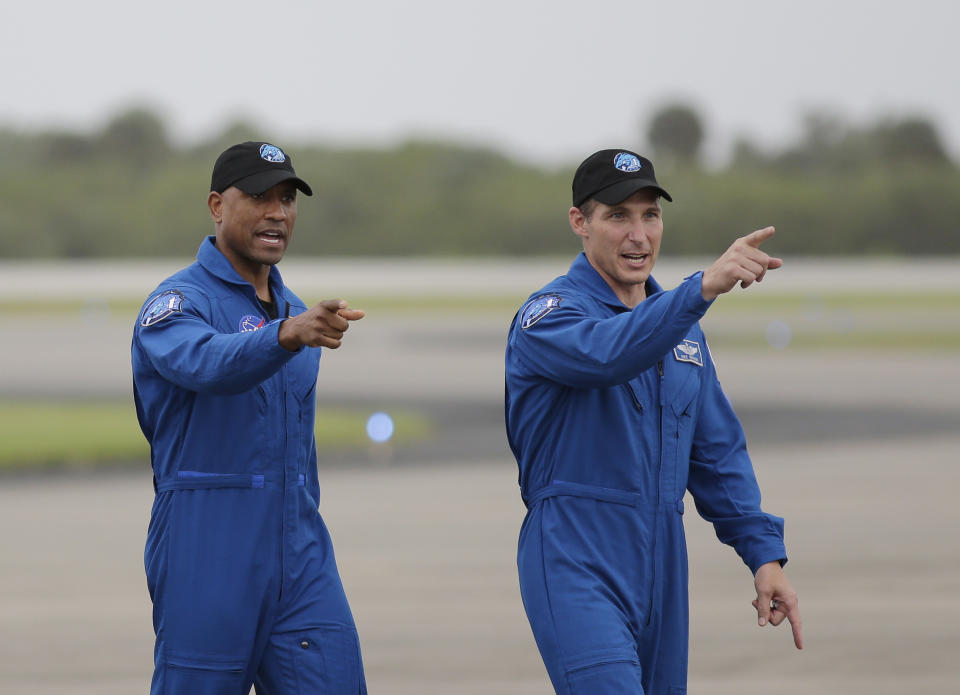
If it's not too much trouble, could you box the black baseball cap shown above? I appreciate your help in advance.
[210,141,313,196]
[572,149,671,207]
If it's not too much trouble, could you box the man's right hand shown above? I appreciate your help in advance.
[278,298,365,351]
[701,226,783,301]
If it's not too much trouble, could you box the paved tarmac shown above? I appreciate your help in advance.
[2,429,959,694]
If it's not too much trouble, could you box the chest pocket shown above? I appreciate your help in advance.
[288,348,321,475]
[664,359,702,500]
[288,347,321,402]
[665,364,700,417]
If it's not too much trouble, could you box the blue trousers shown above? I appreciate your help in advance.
[146,481,366,694]
[518,496,689,695]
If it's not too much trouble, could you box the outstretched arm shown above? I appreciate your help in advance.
[511,272,712,388]
[136,286,300,395]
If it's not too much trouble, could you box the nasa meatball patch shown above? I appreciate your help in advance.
[140,290,184,327]
[673,339,703,367]
[521,295,561,330]
[239,315,266,332]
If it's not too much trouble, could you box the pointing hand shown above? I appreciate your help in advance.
[278,298,365,351]
[701,226,783,301]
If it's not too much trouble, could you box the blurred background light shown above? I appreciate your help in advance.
[366,411,395,444]
[766,319,792,350]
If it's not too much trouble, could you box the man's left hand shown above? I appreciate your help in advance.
[752,561,803,649]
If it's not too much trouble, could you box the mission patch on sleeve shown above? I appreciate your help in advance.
[140,290,185,327]
[521,295,561,330]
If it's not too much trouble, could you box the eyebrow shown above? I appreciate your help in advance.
[607,204,659,215]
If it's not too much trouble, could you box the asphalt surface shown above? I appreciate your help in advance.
[2,431,959,694]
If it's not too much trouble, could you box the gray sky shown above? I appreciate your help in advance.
[3,0,957,166]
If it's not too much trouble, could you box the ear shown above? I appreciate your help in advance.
[208,191,223,223]
[569,206,588,240]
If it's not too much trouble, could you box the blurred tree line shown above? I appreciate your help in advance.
[1,104,957,258]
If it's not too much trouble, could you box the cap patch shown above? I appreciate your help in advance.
[521,295,561,330]
[613,152,642,172]
[140,290,184,327]
[259,144,286,163]
[673,339,703,367]
[239,315,266,332]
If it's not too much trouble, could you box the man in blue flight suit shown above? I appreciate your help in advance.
[132,142,367,694]
[505,149,803,694]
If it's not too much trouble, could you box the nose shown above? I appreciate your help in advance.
[626,223,647,244]
[265,199,287,220]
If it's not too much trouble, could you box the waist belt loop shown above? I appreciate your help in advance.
[525,481,644,509]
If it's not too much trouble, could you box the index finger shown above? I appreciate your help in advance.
[786,607,804,649]
[318,298,348,312]
[744,226,776,248]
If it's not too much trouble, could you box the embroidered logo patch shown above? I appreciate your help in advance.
[521,295,561,330]
[613,152,642,172]
[140,290,184,327]
[239,315,266,332]
[259,144,286,163]
[673,339,703,367]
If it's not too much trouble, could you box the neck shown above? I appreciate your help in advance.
[618,284,646,308]
[583,255,648,308]
[238,264,272,299]
[214,241,272,298]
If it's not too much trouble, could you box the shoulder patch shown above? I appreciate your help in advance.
[673,338,703,367]
[140,290,184,327]
[521,295,561,330]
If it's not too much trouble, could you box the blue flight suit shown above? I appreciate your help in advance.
[132,237,366,695]
[505,253,787,695]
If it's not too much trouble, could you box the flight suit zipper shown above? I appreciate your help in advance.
[648,359,665,627]
[656,359,664,506]
[278,296,291,601]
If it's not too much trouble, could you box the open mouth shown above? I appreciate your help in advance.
[256,230,284,246]
[621,253,648,265]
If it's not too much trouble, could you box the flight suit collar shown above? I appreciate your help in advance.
[566,251,663,310]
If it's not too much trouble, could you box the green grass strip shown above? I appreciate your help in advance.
[0,402,146,469]
[0,402,433,471]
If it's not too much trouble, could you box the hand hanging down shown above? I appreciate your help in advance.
[752,561,803,650]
